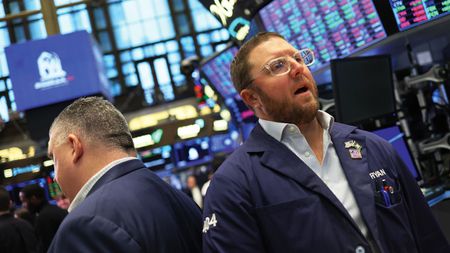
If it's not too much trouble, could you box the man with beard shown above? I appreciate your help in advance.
[202,32,449,253]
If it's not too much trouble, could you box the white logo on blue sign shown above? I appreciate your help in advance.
[34,51,68,90]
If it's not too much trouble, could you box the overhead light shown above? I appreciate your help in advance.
[133,135,154,149]
[177,124,201,139]
[213,120,228,131]
[4,169,12,178]
[43,160,54,167]
[220,109,231,121]
[195,119,205,128]
[129,111,169,131]
[204,85,215,97]
[151,129,164,144]
[152,111,170,121]
[170,105,198,120]
[129,116,157,131]
[0,146,34,163]
[200,106,211,115]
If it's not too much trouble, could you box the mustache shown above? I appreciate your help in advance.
[294,76,318,95]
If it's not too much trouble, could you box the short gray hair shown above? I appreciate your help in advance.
[50,96,135,152]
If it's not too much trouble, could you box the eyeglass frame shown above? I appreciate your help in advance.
[247,48,315,86]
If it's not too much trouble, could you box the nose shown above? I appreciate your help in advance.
[289,57,306,79]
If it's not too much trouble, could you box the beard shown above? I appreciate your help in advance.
[256,81,320,125]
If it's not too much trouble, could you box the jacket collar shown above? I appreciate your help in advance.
[88,159,146,196]
[258,110,335,142]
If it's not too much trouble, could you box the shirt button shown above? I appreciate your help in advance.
[355,246,365,253]
[304,151,310,157]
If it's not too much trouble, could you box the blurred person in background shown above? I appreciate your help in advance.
[54,193,70,210]
[14,207,34,226]
[20,184,67,253]
[201,172,213,197]
[184,175,203,208]
[1,187,37,253]
[202,154,227,197]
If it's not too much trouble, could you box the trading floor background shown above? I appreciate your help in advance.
[0,0,450,244]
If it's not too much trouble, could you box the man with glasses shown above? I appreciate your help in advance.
[202,32,449,253]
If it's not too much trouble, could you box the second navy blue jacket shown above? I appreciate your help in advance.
[49,159,202,253]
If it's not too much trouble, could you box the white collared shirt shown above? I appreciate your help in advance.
[191,186,203,209]
[68,157,138,212]
[259,110,369,238]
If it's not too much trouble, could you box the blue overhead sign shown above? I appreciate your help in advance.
[5,30,111,111]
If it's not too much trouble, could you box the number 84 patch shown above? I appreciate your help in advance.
[202,213,218,233]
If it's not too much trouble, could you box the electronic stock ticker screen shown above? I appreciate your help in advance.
[389,0,450,31]
[259,0,387,71]
[201,46,255,124]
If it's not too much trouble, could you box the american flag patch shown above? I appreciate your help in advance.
[349,148,362,159]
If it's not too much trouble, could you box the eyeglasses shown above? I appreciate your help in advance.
[250,48,315,82]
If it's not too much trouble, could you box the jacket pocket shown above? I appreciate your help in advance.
[254,196,366,253]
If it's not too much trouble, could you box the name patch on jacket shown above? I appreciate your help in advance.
[203,213,218,233]
[369,169,386,179]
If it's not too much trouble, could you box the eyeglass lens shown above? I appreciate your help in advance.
[300,49,314,66]
[267,49,314,75]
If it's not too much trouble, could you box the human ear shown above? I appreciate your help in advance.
[67,134,84,163]
[240,88,261,110]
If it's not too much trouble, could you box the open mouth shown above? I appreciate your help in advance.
[295,87,309,95]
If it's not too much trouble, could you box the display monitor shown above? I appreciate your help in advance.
[201,45,238,98]
[200,45,256,124]
[46,171,62,200]
[2,163,41,179]
[258,0,387,72]
[331,55,396,125]
[389,0,450,31]
[372,126,421,180]
[139,145,174,171]
[173,137,212,169]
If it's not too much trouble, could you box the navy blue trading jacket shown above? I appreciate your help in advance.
[202,123,449,253]
[49,159,202,253]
